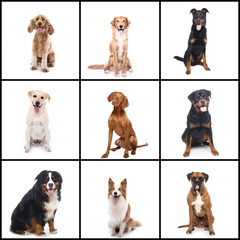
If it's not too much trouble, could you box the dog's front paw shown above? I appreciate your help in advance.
[31,66,37,70]
[46,146,51,152]
[102,153,109,158]
[123,152,129,158]
[186,69,191,75]
[50,229,57,234]
[114,73,120,77]
[25,145,30,153]
[122,73,127,77]
[42,68,49,72]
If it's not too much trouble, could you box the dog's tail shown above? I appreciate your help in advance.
[136,143,148,148]
[178,224,189,228]
[174,56,184,62]
[128,219,142,230]
[88,64,105,69]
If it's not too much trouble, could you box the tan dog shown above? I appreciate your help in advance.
[88,16,133,77]
[25,90,51,152]
[178,172,215,235]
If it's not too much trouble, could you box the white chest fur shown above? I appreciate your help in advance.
[191,191,203,214]
[108,197,128,227]
[43,192,59,222]
[115,32,127,61]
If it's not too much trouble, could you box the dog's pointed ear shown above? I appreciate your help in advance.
[121,178,127,186]
[202,8,209,14]
[190,8,197,14]
[187,172,193,181]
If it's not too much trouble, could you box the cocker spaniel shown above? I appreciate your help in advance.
[27,14,55,72]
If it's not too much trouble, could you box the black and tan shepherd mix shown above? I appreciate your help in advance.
[182,89,219,157]
[174,8,210,74]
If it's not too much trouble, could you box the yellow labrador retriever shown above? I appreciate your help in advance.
[25,90,51,152]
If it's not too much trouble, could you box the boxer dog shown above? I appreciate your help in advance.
[178,172,215,235]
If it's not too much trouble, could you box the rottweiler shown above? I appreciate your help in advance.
[182,89,219,157]
[174,8,210,74]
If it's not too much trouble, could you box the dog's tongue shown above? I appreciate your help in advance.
[195,185,199,189]
[196,24,201,31]
[34,106,40,112]
[119,30,124,34]
[48,190,54,195]
[37,27,42,33]
[200,106,207,112]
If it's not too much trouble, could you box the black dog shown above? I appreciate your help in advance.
[174,8,210,74]
[182,89,219,157]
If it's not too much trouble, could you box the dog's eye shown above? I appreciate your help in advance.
[41,96,44,99]
[119,188,121,190]
[192,177,196,181]
[36,18,38,20]
[117,20,119,22]
[200,177,203,181]
[123,20,125,22]
[113,188,115,190]
[33,95,37,98]
[42,18,44,21]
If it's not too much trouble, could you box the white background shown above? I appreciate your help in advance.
[2,2,79,79]
[161,81,238,159]
[81,2,159,79]
[161,161,238,238]
[2,81,79,159]
[81,81,159,159]
[2,161,79,238]
[161,2,238,79]
[81,161,159,238]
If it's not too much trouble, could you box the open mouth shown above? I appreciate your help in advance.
[47,189,55,195]
[37,27,42,33]
[196,24,201,31]
[32,102,42,112]
[118,28,124,33]
[113,195,120,201]
[199,105,207,112]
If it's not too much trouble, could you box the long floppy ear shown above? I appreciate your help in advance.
[45,93,51,102]
[46,20,54,35]
[27,19,36,33]
[111,17,116,27]
[28,90,33,97]
[107,92,116,102]
[126,18,131,27]
[120,95,129,109]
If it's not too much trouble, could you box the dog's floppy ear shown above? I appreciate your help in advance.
[202,172,209,182]
[187,172,193,181]
[126,18,131,27]
[190,8,197,14]
[46,20,54,35]
[188,91,195,102]
[107,92,116,102]
[204,89,211,98]
[202,8,209,14]
[111,17,116,27]
[121,95,129,109]
[45,93,51,101]
[27,19,36,33]
[28,90,33,97]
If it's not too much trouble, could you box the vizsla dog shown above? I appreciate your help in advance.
[102,92,148,158]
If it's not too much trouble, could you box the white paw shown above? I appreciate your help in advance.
[24,231,29,235]
[119,232,123,237]
[129,68,133,73]
[50,229,57,234]
[25,145,30,153]
[115,74,120,77]
[46,146,51,152]
[104,70,110,74]
[122,73,126,77]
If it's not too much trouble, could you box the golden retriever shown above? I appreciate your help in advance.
[25,90,51,152]
[88,16,133,77]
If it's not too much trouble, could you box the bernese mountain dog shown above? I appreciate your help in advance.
[10,170,62,236]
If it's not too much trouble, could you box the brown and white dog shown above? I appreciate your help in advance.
[178,172,215,235]
[88,16,133,77]
[108,178,140,237]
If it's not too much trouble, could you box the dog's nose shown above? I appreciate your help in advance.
[201,100,205,104]
[36,101,40,106]
[38,22,41,26]
[114,192,117,195]
[48,183,53,188]
[119,25,123,29]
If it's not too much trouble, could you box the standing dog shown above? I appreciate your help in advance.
[182,89,219,157]
[178,172,215,235]
[88,16,133,77]
[174,8,210,74]
[25,90,51,152]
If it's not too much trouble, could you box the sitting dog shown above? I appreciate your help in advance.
[174,8,210,74]
[182,89,219,157]
[178,172,215,235]
[88,16,133,77]
[25,90,51,152]
[102,92,148,158]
